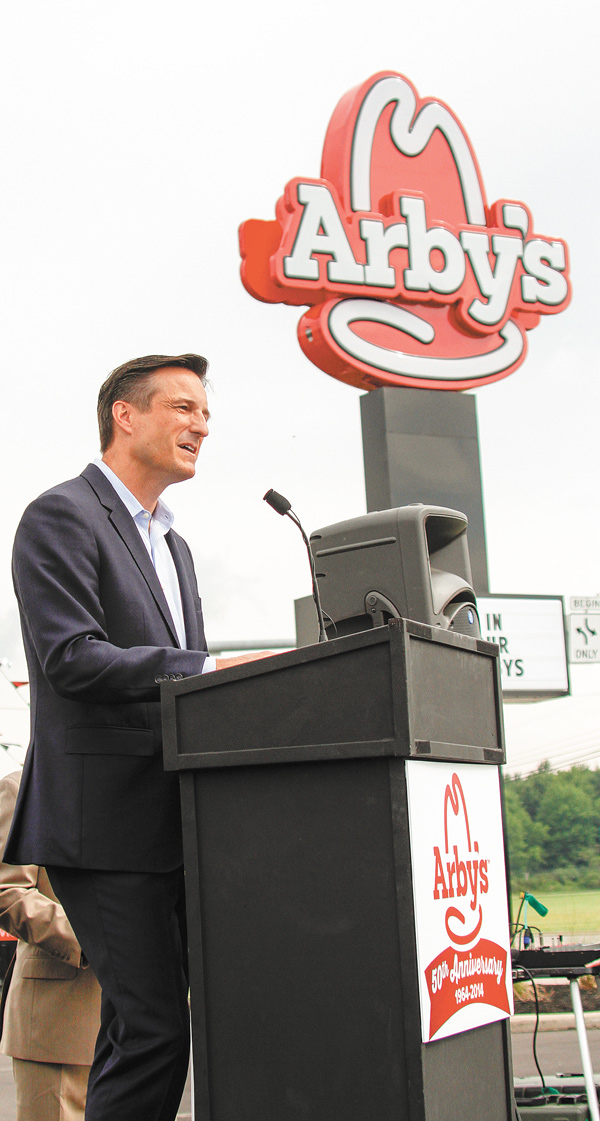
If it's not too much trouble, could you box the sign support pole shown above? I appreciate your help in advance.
[360,387,490,595]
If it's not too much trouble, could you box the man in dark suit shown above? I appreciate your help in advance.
[5,354,263,1121]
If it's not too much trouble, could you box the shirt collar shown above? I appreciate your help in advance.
[94,458,174,530]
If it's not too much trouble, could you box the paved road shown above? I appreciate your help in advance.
[0,1028,598,1118]
[512,1026,600,1080]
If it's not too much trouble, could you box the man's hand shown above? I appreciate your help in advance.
[215,652,274,671]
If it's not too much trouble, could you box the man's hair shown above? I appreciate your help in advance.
[97,353,208,453]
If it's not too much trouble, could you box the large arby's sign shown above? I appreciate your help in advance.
[239,72,571,391]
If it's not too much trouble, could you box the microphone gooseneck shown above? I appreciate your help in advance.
[263,489,328,643]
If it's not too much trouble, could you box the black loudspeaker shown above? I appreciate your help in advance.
[310,504,480,639]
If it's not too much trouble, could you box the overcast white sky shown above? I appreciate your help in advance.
[0,1,598,769]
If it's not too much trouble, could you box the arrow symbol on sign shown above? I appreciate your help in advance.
[577,627,589,645]
[585,618,597,637]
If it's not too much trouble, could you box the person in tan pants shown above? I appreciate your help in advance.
[0,770,101,1120]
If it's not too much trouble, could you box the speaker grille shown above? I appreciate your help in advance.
[447,602,480,638]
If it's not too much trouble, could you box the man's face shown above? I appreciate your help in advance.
[125,367,210,490]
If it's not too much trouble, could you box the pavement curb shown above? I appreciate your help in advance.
[511,1011,600,1033]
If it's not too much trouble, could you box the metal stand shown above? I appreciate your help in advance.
[513,946,600,1117]
[569,979,600,1121]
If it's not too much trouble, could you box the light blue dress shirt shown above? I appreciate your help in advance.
[94,459,215,672]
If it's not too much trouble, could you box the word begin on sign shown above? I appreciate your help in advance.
[570,598,600,612]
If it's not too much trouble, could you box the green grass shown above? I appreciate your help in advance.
[512,891,600,939]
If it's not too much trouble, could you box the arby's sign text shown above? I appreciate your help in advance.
[239,72,570,392]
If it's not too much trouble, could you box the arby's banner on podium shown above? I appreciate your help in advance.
[405,760,513,1043]
[240,71,570,392]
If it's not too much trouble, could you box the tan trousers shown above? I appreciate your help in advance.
[13,1057,90,1121]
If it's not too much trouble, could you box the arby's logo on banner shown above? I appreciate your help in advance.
[239,72,571,392]
[405,761,512,1043]
[425,772,511,1039]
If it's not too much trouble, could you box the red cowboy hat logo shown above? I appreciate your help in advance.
[240,71,570,392]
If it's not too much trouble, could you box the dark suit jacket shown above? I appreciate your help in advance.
[5,463,208,872]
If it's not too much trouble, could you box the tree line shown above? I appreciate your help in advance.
[502,763,600,891]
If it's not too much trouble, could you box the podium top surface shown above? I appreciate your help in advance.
[161,619,505,771]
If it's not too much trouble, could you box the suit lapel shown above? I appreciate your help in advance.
[167,533,199,650]
[81,463,180,647]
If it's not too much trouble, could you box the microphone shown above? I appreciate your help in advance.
[264,489,291,516]
[263,489,328,643]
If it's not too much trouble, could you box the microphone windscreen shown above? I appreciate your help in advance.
[263,489,292,516]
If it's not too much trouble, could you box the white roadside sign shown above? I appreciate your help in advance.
[570,596,600,613]
[478,596,569,700]
[567,614,600,664]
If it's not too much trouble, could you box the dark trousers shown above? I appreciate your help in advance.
[47,865,189,1121]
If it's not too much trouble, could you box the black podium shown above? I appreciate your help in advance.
[161,619,516,1121]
